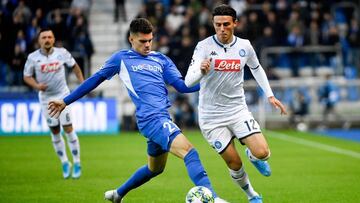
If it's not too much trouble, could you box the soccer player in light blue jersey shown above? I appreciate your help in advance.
[48,18,228,203]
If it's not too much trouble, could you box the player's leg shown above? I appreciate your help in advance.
[42,103,71,178]
[220,140,260,199]
[241,133,271,177]
[60,106,81,178]
[105,142,167,202]
[203,124,261,202]
[230,111,271,177]
[170,133,221,199]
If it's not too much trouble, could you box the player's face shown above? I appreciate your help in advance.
[38,31,55,51]
[129,32,153,55]
[213,16,236,44]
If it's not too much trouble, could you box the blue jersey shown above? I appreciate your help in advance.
[97,49,182,128]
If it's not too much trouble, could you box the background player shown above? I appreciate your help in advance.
[185,4,287,203]
[48,18,228,203]
[23,28,84,179]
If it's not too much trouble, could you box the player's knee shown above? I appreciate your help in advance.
[50,126,61,134]
[63,125,73,134]
[253,147,271,160]
[226,159,242,171]
[151,168,164,176]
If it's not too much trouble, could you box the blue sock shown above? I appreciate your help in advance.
[184,148,217,198]
[116,165,161,197]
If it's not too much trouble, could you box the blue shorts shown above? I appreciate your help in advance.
[139,117,181,156]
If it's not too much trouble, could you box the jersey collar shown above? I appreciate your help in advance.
[212,35,237,49]
[39,47,54,56]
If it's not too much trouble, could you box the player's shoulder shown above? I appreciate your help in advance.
[196,36,214,47]
[54,47,70,54]
[234,36,252,47]
[148,51,171,62]
[27,49,42,60]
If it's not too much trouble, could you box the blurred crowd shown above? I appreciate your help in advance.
[0,0,94,87]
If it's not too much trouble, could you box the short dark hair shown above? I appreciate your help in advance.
[38,28,54,38]
[129,18,153,34]
[212,4,237,21]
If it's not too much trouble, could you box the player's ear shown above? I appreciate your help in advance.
[233,19,238,26]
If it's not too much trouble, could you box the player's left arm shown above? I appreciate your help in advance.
[72,63,84,83]
[171,78,200,93]
[246,42,287,115]
[184,43,207,87]
[63,48,84,83]
[162,54,200,93]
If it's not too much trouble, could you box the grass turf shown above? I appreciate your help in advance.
[0,130,359,203]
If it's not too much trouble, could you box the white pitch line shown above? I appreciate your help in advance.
[267,131,360,159]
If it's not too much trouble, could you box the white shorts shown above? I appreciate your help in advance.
[41,103,73,127]
[199,110,261,153]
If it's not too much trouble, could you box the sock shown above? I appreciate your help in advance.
[50,132,68,163]
[116,165,161,197]
[184,148,217,198]
[65,131,80,163]
[246,148,270,161]
[229,167,259,199]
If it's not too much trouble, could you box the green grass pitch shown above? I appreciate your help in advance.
[0,130,359,203]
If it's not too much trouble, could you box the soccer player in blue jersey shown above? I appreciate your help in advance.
[48,18,228,203]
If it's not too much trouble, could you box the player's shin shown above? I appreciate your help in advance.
[51,132,69,163]
[116,165,162,197]
[65,131,80,163]
[184,148,218,198]
[229,167,259,199]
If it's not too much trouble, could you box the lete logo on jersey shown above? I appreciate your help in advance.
[40,62,60,73]
[214,59,241,72]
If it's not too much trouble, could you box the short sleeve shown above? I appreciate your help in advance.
[63,48,76,68]
[23,56,35,77]
[97,52,121,80]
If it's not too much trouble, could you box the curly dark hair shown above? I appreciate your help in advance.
[129,18,153,34]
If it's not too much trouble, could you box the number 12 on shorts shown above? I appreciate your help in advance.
[244,119,258,132]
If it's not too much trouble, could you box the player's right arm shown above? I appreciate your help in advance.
[184,42,207,87]
[23,76,48,91]
[23,55,48,91]
[48,52,122,118]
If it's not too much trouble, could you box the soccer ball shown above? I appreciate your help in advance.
[185,186,215,203]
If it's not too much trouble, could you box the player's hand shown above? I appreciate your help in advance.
[37,83,48,91]
[268,96,287,115]
[48,100,66,118]
[200,58,212,75]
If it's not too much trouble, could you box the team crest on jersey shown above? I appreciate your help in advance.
[239,49,246,57]
[57,55,63,60]
[214,59,241,72]
[214,141,222,149]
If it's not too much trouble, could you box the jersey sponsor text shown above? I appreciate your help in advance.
[214,59,241,72]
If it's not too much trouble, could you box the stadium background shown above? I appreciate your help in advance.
[0,0,359,202]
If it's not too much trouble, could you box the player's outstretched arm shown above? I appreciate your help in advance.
[268,96,287,115]
[172,78,200,93]
[47,72,106,118]
[185,58,211,87]
[48,100,66,118]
